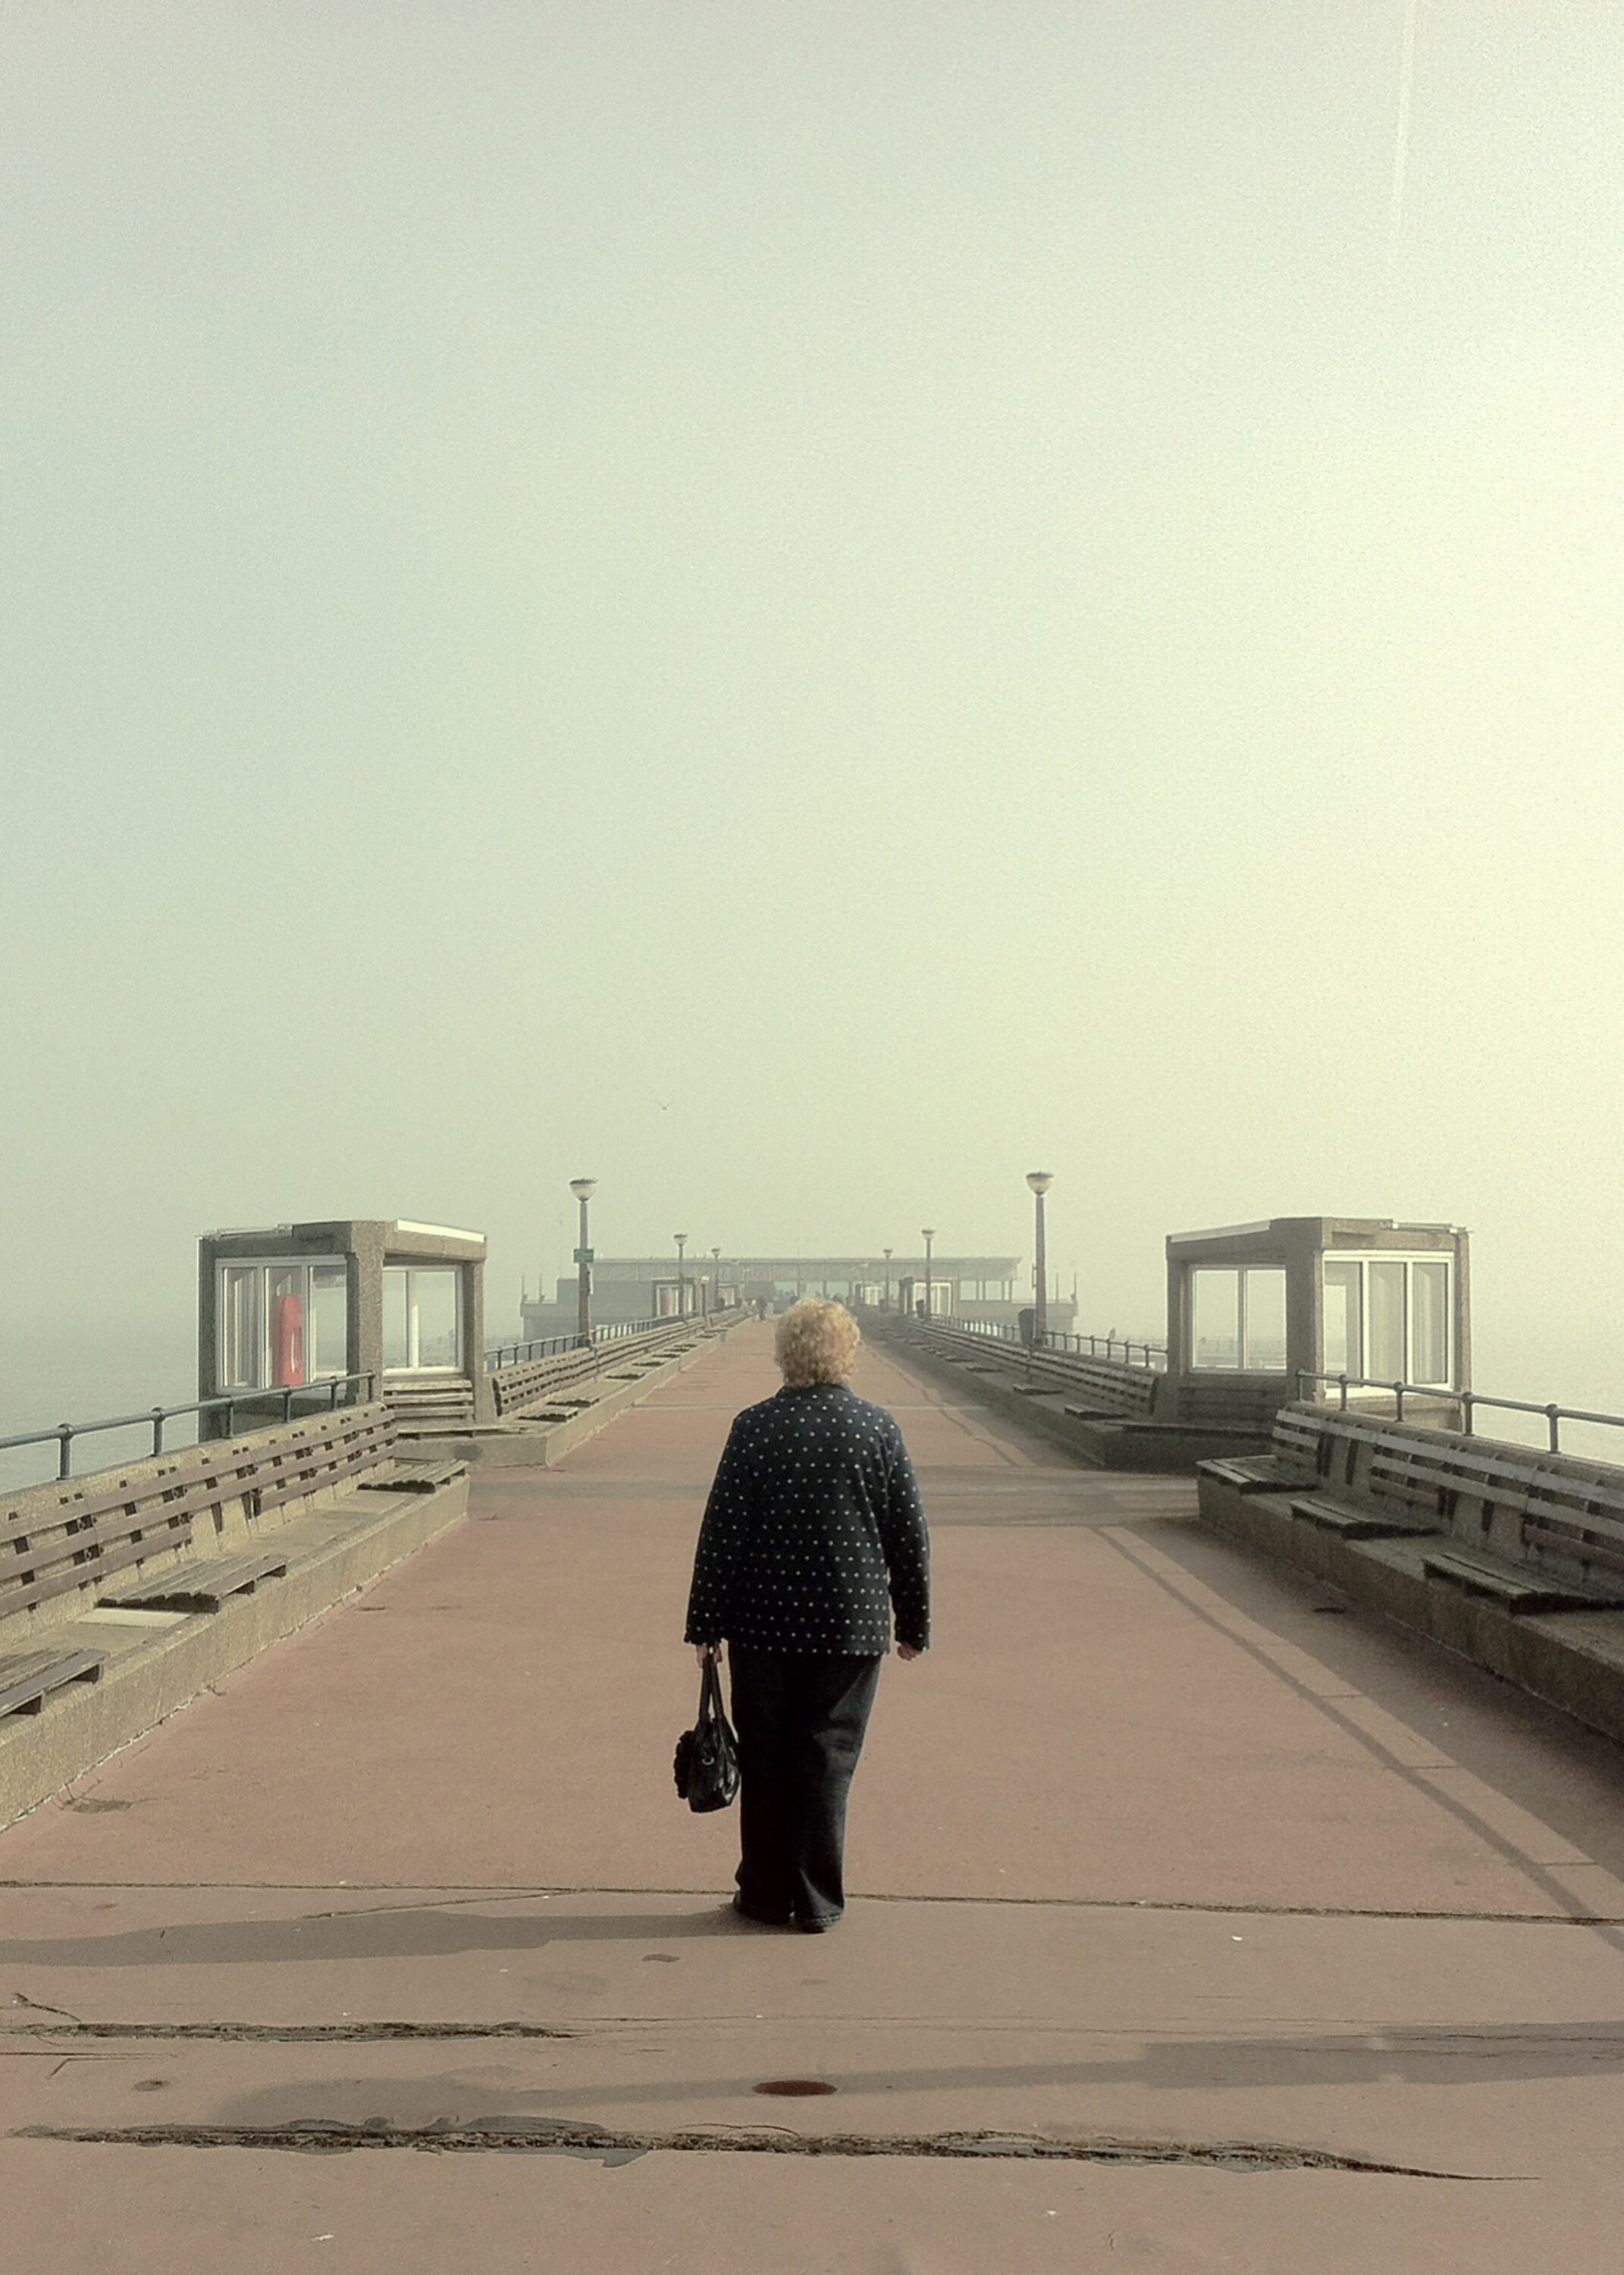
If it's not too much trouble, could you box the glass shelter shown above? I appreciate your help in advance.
[1165,1217,1469,1413]
[199,1218,491,1435]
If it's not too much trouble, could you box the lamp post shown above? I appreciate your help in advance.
[674,1233,688,1319]
[1026,1172,1054,1347]
[569,1178,597,1347]
[883,1247,893,1310]
[711,1247,721,1313]
[921,1228,936,1320]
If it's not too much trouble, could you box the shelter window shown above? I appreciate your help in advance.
[216,1259,348,1391]
[383,1266,462,1372]
[1190,1269,1287,1371]
[1320,1255,1452,1387]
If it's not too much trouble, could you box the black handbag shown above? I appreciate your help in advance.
[673,1652,740,1812]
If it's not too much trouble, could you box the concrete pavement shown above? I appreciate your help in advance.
[4,1322,1624,2270]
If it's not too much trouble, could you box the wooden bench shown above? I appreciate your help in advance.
[1198,1407,1326,1496]
[914,1328,1164,1420]
[383,1376,476,1426]
[0,1649,107,1721]
[102,1550,292,1614]
[0,1406,398,1626]
[1288,1492,1439,1542]
[1205,1401,1624,1613]
[356,1461,469,1495]
[1171,1379,1290,1430]
[1420,1546,1624,1616]
[1321,1424,1624,1602]
[488,1322,704,1420]
[0,1462,216,1620]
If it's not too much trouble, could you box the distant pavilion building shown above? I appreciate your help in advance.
[519,1253,1071,1339]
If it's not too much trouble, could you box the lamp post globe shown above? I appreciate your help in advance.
[568,1178,597,1347]
[1025,1173,1054,1346]
[921,1229,936,1322]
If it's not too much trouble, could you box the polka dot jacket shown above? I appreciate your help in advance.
[684,1382,931,1655]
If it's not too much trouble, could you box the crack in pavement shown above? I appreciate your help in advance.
[7,1884,1624,1925]
[11,2118,1500,2175]
[5,2021,576,2043]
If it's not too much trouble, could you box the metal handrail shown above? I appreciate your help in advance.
[1046,1328,1167,1370]
[0,1370,379,1484]
[914,1316,1167,1370]
[1294,1369,1624,1455]
[484,1306,731,1373]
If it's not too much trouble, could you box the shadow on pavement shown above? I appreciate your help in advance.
[0,1903,745,1969]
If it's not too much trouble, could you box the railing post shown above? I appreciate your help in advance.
[57,1423,72,1480]
[224,1401,235,1436]
[282,1388,294,1423]
[1394,1379,1405,1420]
[1547,1403,1562,1454]
[1462,1390,1475,1436]
[151,1407,165,1457]
[1338,1374,1349,1410]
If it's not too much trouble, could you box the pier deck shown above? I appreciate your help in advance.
[2,1324,1623,2270]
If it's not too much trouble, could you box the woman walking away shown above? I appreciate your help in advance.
[685,1298,930,1932]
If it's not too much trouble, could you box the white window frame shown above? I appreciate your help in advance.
[1321,1253,1453,1389]
[1187,1266,1289,1373]
[215,1257,349,1391]
[382,1265,464,1375]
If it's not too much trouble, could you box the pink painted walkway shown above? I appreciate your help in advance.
[4,1323,1624,2270]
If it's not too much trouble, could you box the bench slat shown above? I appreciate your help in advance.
[8,1527,202,1619]
[1523,1484,1624,1534]
[2,1506,195,1586]
[5,1517,195,1606]
[355,1461,468,1493]
[1201,1458,1297,1492]
[1521,1521,1624,1580]
[0,1648,108,1719]
[1290,1495,1438,1541]
[103,1551,290,1613]
[1421,1548,1624,1614]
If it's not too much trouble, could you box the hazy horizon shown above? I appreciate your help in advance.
[5,2,1622,1427]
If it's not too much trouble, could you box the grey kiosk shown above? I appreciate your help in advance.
[198,1219,492,1437]
[1165,1216,1471,1420]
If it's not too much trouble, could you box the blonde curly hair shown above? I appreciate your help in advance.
[774,1298,861,1387]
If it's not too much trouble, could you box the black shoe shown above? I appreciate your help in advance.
[795,1912,840,1934]
[732,1893,791,1928]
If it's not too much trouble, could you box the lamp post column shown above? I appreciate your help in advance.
[569,1178,597,1348]
[674,1234,688,1319]
[1026,1173,1055,1348]
[921,1229,936,1321]
[883,1247,892,1310]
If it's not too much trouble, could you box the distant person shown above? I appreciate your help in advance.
[685,1298,930,1931]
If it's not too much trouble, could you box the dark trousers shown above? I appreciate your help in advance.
[727,1646,883,1925]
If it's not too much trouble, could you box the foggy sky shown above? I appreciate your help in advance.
[3,1,1622,1414]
